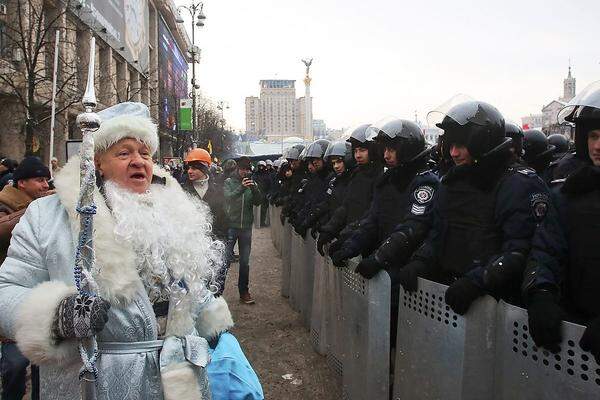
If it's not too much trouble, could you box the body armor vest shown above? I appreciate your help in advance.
[566,189,600,318]
[375,180,410,244]
[345,164,382,224]
[438,174,505,276]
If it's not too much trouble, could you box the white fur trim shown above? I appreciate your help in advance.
[195,297,234,340]
[95,114,158,155]
[161,362,204,400]
[14,280,79,365]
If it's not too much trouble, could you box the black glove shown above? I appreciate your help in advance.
[374,232,410,267]
[317,232,336,256]
[355,256,383,279]
[527,290,564,353]
[396,259,426,293]
[53,293,111,340]
[330,247,355,268]
[580,317,600,363]
[328,239,345,257]
[482,252,525,294]
[444,277,485,315]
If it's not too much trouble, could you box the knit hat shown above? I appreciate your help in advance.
[95,102,158,155]
[12,156,50,182]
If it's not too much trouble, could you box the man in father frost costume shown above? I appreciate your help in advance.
[0,102,263,400]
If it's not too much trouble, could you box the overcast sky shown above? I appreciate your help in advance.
[174,0,599,131]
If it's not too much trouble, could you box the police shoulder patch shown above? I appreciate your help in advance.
[530,192,549,221]
[413,185,435,204]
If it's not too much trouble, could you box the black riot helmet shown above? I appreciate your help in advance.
[429,97,509,162]
[346,124,371,149]
[505,120,524,157]
[365,118,428,164]
[522,129,555,164]
[283,144,305,161]
[324,141,353,165]
[558,80,600,162]
[547,134,569,155]
[303,139,331,159]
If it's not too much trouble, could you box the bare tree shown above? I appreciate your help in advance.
[0,0,83,157]
[171,97,236,158]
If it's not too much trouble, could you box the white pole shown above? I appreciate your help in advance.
[48,29,60,177]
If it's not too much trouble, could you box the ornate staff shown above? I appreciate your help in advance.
[74,34,101,400]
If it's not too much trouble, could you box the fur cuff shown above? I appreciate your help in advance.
[161,362,206,400]
[195,297,234,340]
[15,280,79,365]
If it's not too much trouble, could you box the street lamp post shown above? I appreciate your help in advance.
[216,100,229,130]
[176,2,206,145]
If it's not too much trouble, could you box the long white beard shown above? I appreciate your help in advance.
[103,180,224,304]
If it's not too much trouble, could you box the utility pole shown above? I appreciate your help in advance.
[176,3,206,144]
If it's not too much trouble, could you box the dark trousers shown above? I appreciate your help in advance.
[260,201,270,227]
[1,343,29,400]
[224,228,253,295]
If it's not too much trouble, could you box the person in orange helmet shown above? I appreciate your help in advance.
[182,148,227,241]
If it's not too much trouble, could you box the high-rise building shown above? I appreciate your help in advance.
[312,119,327,138]
[245,96,261,135]
[245,79,313,141]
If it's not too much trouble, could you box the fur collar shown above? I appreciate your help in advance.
[0,185,33,212]
[562,164,600,196]
[53,156,179,305]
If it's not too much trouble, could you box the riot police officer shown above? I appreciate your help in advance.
[301,141,353,245]
[505,121,524,163]
[318,124,384,254]
[280,144,307,224]
[522,129,555,182]
[400,100,551,316]
[292,139,331,237]
[524,81,600,360]
[548,134,569,161]
[328,118,439,281]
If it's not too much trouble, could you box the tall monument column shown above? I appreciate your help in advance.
[302,58,314,141]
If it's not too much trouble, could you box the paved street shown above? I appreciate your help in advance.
[222,226,341,399]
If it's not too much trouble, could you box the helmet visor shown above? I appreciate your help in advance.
[365,116,402,141]
[427,94,476,127]
[324,141,350,159]
[344,124,371,143]
[558,80,600,124]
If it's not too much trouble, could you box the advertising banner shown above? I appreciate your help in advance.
[179,99,192,131]
[158,17,189,132]
[74,0,149,74]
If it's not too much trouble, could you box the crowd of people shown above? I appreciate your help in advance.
[269,82,600,365]
[0,79,599,399]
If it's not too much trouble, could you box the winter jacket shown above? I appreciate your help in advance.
[223,174,263,229]
[182,176,228,238]
[0,185,33,263]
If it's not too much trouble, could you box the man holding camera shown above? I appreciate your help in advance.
[223,157,263,304]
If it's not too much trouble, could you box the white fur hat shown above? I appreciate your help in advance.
[95,102,159,155]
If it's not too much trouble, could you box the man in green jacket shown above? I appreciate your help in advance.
[222,157,263,304]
